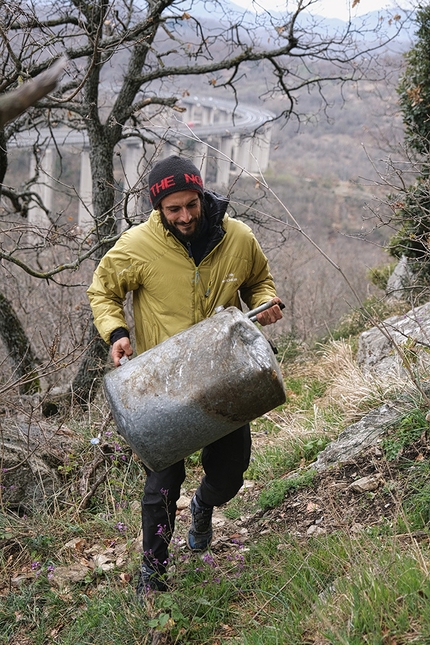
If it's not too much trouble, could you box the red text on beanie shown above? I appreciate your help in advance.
[148,155,204,209]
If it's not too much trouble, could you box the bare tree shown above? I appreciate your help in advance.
[0,0,409,404]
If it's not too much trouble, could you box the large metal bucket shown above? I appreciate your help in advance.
[103,306,286,471]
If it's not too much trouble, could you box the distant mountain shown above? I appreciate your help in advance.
[191,0,415,46]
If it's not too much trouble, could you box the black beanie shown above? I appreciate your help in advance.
[148,155,204,209]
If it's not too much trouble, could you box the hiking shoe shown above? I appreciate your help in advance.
[136,563,167,597]
[188,495,213,552]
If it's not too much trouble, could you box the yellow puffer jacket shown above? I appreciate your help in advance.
[87,196,277,355]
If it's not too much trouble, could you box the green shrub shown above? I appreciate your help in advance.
[329,295,409,341]
[275,333,303,363]
[367,262,397,291]
[258,469,317,511]
[382,408,428,461]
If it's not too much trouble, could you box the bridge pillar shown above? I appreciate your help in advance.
[78,148,93,230]
[229,130,272,176]
[248,128,272,173]
[215,136,233,187]
[260,128,272,171]
[185,102,198,126]
[28,148,54,231]
[231,134,251,173]
[201,105,214,126]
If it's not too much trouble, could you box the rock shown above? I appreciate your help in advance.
[349,473,385,493]
[129,500,141,513]
[313,399,414,471]
[0,421,75,512]
[240,480,255,491]
[212,511,226,528]
[11,572,36,587]
[357,301,430,376]
[130,531,143,553]
[310,303,430,473]
[50,563,90,591]
[177,494,192,510]
[385,255,414,300]
[306,525,326,537]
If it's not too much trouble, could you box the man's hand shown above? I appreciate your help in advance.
[112,337,133,367]
[256,297,283,326]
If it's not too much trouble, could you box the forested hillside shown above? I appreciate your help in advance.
[2,53,407,377]
[199,48,409,339]
[0,0,412,396]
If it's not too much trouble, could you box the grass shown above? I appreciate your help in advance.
[3,530,430,644]
[382,407,428,462]
[327,295,410,343]
[257,468,317,510]
[2,337,430,644]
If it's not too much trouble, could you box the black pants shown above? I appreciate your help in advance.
[141,423,251,573]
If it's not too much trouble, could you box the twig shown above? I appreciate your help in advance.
[77,467,111,512]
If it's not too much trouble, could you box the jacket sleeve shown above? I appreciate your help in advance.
[87,235,141,344]
[239,234,277,310]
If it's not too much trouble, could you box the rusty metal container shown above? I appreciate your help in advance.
[103,306,286,471]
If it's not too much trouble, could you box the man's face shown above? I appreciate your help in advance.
[159,190,202,242]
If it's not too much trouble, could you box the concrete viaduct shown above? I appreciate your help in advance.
[11,95,274,231]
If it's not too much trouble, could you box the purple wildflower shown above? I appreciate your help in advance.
[156,524,166,536]
[115,522,127,533]
[202,552,216,568]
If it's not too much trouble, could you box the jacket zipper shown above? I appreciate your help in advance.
[171,229,227,316]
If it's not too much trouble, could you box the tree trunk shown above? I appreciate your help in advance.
[0,129,7,188]
[71,127,117,404]
[0,291,40,393]
[71,323,109,405]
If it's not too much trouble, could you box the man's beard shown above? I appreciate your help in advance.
[160,211,203,243]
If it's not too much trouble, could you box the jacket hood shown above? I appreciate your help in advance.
[203,189,230,224]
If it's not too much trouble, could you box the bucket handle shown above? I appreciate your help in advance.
[246,298,285,322]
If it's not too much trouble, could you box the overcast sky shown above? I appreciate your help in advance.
[231,0,413,22]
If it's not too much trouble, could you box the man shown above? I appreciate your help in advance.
[87,155,283,594]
